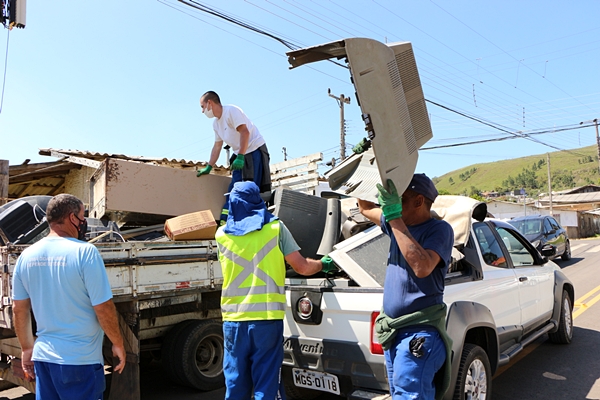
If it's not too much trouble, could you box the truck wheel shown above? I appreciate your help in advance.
[453,344,491,400]
[284,379,320,400]
[561,241,571,261]
[549,290,573,344]
[174,319,225,391]
[161,319,197,386]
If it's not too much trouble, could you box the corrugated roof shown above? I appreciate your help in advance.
[6,149,227,201]
[38,148,220,168]
[553,184,600,195]
[539,192,600,203]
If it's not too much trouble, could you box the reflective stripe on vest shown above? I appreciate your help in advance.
[216,221,286,321]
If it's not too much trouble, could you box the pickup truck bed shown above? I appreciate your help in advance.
[282,197,575,400]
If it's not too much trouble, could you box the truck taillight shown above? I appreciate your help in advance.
[370,311,383,355]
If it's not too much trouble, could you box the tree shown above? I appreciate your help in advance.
[470,194,486,202]
[449,177,454,185]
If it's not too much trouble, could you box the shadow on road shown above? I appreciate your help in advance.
[554,257,583,269]
[493,326,600,400]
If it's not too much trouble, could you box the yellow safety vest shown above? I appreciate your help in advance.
[215,220,286,321]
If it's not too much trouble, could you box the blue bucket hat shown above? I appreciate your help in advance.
[223,181,277,236]
[407,173,438,202]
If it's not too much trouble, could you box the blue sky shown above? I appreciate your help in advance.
[2,0,599,179]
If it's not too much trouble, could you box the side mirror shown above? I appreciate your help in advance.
[540,244,556,257]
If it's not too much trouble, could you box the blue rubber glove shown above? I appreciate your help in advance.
[352,137,371,154]
[231,154,245,170]
[196,164,212,177]
[376,179,402,222]
[320,255,338,274]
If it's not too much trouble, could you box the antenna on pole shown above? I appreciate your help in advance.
[328,88,351,161]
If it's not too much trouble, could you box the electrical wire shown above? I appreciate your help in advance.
[0,29,9,114]
[178,0,348,69]
[429,0,597,114]
[167,0,597,162]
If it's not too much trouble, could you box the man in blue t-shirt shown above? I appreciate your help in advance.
[358,174,454,400]
[12,194,126,400]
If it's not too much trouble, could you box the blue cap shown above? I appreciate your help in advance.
[407,173,438,202]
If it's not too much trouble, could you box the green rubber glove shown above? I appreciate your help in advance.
[352,137,371,154]
[376,179,402,222]
[231,154,245,170]
[196,164,212,177]
[320,255,338,274]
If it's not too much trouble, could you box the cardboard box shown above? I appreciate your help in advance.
[164,210,218,241]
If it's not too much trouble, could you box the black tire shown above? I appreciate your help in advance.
[452,344,491,400]
[561,241,571,261]
[174,319,225,391]
[549,289,573,344]
[161,319,197,386]
[284,379,320,400]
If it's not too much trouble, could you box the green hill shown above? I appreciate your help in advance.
[432,145,599,197]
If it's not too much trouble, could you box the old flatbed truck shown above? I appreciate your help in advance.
[0,239,225,399]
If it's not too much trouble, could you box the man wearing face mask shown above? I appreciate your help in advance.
[12,194,126,399]
[197,91,272,223]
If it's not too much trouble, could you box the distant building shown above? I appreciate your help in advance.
[481,191,500,198]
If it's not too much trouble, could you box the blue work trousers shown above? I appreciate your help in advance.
[34,361,105,400]
[384,327,446,400]
[223,320,285,400]
[221,148,264,221]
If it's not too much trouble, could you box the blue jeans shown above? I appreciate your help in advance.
[384,328,446,400]
[221,148,265,221]
[34,361,105,400]
[223,320,285,400]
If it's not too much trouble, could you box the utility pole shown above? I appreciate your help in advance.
[595,119,600,175]
[547,153,553,216]
[580,118,600,174]
[328,88,351,161]
[0,160,8,206]
[282,147,287,161]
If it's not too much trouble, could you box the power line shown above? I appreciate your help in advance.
[429,0,597,114]
[0,29,9,114]
[166,0,597,162]
[177,0,348,69]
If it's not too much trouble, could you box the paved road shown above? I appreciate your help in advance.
[2,238,600,400]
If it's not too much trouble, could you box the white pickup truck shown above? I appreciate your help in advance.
[281,195,574,400]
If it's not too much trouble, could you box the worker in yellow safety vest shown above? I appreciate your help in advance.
[215,181,337,400]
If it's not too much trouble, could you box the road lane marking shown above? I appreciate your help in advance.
[569,244,585,252]
[586,245,600,253]
[573,283,600,318]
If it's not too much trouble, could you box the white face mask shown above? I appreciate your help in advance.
[203,103,214,119]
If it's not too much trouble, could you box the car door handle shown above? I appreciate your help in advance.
[519,277,528,282]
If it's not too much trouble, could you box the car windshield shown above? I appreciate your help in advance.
[510,219,542,236]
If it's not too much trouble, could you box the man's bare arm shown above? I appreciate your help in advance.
[388,218,441,278]
[236,124,250,155]
[285,251,323,276]
[208,140,223,167]
[358,198,382,226]
[13,299,35,381]
[93,299,126,373]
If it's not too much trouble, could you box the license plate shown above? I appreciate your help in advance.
[292,368,340,395]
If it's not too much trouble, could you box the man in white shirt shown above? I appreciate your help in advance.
[197,91,272,222]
